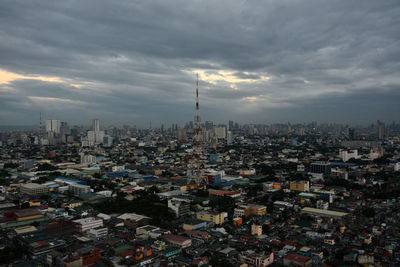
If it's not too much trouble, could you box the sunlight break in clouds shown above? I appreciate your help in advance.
[189,69,270,86]
[0,69,62,85]
[0,69,83,89]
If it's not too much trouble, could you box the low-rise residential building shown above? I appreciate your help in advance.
[290,181,310,192]
[20,183,49,195]
[86,227,108,239]
[162,234,192,248]
[196,211,225,225]
[240,252,274,267]
[69,184,91,196]
[251,224,262,236]
[234,204,267,217]
[283,254,312,267]
[73,217,103,233]
[168,198,190,217]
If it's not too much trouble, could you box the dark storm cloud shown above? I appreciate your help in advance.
[0,0,399,126]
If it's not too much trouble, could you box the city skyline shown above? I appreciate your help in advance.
[1,1,400,127]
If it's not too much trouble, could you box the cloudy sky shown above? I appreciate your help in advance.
[0,0,399,127]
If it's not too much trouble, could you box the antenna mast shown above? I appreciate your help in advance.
[188,74,207,186]
[39,112,43,143]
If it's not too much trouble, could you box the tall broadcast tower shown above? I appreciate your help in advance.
[39,112,43,144]
[188,74,207,186]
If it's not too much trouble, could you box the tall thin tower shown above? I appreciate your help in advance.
[188,73,207,186]
[39,112,43,142]
[194,73,200,142]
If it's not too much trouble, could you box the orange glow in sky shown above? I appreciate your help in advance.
[0,69,63,85]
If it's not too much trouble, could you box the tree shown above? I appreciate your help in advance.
[4,163,19,169]
[20,202,30,209]
[93,172,102,178]
[195,190,209,197]
[37,163,58,171]
[362,207,376,218]
[0,170,10,178]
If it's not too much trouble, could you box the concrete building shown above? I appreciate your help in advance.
[168,198,190,218]
[86,227,108,239]
[251,224,262,236]
[69,184,91,196]
[73,217,103,233]
[290,181,310,192]
[214,126,227,139]
[177,128,187,143]
[240,252,274,267]
[162,234,192,248]
[92,119,100,132]
[196,211,225,225]
[311,162,331,175]
[301,207,348,219]
[80,153,97,164]
[20,183,49,195]
[46,119,60,134]
[234,204,267,218]
[339,149,358,162]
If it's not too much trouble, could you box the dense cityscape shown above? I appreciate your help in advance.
[0,117,400,266]
[1,0,400,266]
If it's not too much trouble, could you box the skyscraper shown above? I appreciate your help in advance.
[46,119,60,134]
[92,119,100,132]
[178,128,187,143]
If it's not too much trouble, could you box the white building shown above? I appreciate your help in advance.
[168,198,190,218]
[73,217,103,233]
[87,227,108,238]
[20,183,49,195]
[339,149,358,162]
[46,119,60,134]
[227,131,233,144]
[69,184,91,196]
[92,119,100,132]
[87,130,105,145]
[214,127,227,139]
[394,162,400,172]
[80,153,97,164]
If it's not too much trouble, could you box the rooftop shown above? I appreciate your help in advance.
[301,207,349,217]
[20,183,47,189]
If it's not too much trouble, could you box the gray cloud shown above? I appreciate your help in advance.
[0,0,399,126]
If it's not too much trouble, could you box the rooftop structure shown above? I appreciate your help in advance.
[301,207,348,218]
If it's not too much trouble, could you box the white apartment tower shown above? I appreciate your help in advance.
[46,119,60,134]
[92,119,100,132]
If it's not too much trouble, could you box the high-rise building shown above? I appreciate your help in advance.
[311,162,331,175]
[87,130,104,145]
[204,121,213,130]
[178,128,187,143]
[60,122,69,135]
[377,120,385,139]
[348,128,355,140]
[214,126,227,139]
[92,119,100,132]
[46,119,60,134]
[228,120,234,131]
[227,131,233,144]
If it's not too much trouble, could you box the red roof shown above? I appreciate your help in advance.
[120,250,135,257]
[30,241,48,248]
[162,234,189,243]
[284,254,312,264]
[14,208,42,218]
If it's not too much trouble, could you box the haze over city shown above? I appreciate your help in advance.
[0,0,399,127]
